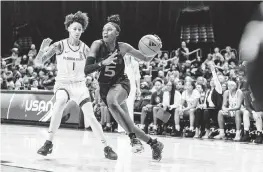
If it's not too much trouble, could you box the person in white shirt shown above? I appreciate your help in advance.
[214,80,244,141]
[118,54,141,132]
[173,80,200,137]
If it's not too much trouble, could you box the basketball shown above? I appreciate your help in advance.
[138,34,162,57]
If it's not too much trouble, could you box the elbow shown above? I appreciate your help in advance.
[84,68,90,76]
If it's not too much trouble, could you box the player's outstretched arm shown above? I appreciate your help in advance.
[120,42,156,62]
[34,38,61,66]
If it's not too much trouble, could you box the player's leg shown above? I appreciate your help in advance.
[37,89,69,156]
[140,106,148,130]
[254,112,263,144]
[214,110,225,139]
[106,84,163,160]
[202,109,210,138]
[80,99,117,160]
[233,110,242,141]
[241,109,251,142]
[118,85,135,132]
[152,106,160,134]
[119,102,164,160]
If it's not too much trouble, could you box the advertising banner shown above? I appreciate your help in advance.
[1,90,80,124]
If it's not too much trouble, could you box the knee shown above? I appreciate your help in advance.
[153,107,159,113]
[142,107,148,113]
[235,110,242,118]
[218,110,223,117]
[106,97,119,110]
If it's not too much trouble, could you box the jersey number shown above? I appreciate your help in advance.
[105,66,116,77]
[73,62,75,70]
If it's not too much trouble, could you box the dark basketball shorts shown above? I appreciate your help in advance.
[99,75,130,105]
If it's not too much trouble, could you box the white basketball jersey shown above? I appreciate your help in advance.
[55,39,88,82]
[228,89,242,108]
[124,54,140,86]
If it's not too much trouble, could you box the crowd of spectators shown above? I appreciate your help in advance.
[1,41,262,144]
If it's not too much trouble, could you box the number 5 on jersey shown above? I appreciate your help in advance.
[105,66,116,77]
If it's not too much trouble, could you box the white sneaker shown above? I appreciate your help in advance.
[194,129,199,138]
[233,133,241,141]
[214,133,225,140]
[202,131,210,139]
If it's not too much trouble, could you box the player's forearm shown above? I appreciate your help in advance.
[35,45,57,64]
[212,70,222,94]
[84,57,103,75]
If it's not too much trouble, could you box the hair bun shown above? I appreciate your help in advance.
[107,14,121,26]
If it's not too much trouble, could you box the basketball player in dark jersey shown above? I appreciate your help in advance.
[239,2,263,142]
[240,2,263,104]
[84,14,164,161]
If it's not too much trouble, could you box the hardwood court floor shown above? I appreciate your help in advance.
[1,124,263,172]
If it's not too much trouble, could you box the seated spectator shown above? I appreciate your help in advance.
[157,70,168,84]
[20,55,29,65]
[140,79,163,133]
[173,80,200,137]
[195,64,223,138]
[27,54,35,66]
[139,62,152,77]
[14,81,22,90]
[214,80,244,141]
[152,81,175,135]
[224,46,236,62]
[157,53,169,70]
[241,86,263,143]
[143,75,153,89]
[175,80,184,93]
[1,77,7,89]
[134,81,152,113]
[31,80,39,91]
[202,54,213,70]
[28,44,37,57]
[212,47,224,66]
[7,81,15,90]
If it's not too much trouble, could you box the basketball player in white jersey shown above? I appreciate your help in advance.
[214,80,244,141]
[118,54,141,132]
[34,11,117,160]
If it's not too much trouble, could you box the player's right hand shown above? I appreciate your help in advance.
[102,50,118,66]
[40,38,53,51]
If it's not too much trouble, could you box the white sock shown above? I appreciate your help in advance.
[82,102,108,147]
[175,125,180,131]
[244,128,249,131]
